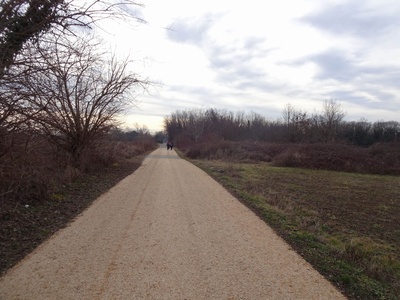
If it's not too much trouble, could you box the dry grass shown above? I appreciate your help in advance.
[189,157,400,300]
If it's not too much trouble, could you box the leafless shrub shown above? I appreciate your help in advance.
[271,147,303,168]
[82,138,156,172]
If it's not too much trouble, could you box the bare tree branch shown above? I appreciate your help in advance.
[6,34,148,168]
[0,0,144,77]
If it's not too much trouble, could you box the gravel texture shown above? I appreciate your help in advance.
[0,146,346,299]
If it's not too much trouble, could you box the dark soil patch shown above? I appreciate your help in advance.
[0,155,147,275]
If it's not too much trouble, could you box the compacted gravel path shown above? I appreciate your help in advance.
[0,146,346,299]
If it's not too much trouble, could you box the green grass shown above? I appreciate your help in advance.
[191,159,400,300]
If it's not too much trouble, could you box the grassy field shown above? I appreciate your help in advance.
[190,159,400,300]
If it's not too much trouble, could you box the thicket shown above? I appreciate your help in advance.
[0,128,157,204]
[0,1,152,206]
[165,104,400,174]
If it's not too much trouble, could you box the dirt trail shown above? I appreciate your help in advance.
[0,146,346,299]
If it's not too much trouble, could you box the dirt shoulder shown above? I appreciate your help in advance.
[0,147,346,299]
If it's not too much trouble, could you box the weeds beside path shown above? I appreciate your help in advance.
[0,153,149,275]
[191,159,400,300]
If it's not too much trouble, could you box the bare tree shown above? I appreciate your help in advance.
[0,0,144,77]
[282,103,295,129]
[133,122,150,136]
[186,108,206,142]
[320,98,346,142]
[0,0,145,161]
[281,103,310,142]
[247,112,266,140]
[10,34,147,169]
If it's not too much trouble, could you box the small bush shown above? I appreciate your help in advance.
[82,138,157,172]
[186,141,278,162]
[272,147,303,168]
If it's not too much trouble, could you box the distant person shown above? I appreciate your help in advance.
[167,141,173,150]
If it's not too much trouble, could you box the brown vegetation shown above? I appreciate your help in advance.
[184,141,400,175]
[0,137,156,275]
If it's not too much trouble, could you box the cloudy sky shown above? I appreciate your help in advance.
[103,0,400,132]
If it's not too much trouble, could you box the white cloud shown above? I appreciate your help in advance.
[100,0,400,132]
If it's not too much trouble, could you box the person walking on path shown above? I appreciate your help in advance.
[167,141,173,150]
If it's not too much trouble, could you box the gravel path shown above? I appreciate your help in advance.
[0,146,346,299]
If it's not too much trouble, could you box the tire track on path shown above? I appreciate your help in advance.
[94,151,161,299]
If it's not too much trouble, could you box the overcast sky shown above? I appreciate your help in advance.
[103,0,400,132]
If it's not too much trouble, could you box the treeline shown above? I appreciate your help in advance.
[164,101,399,147]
